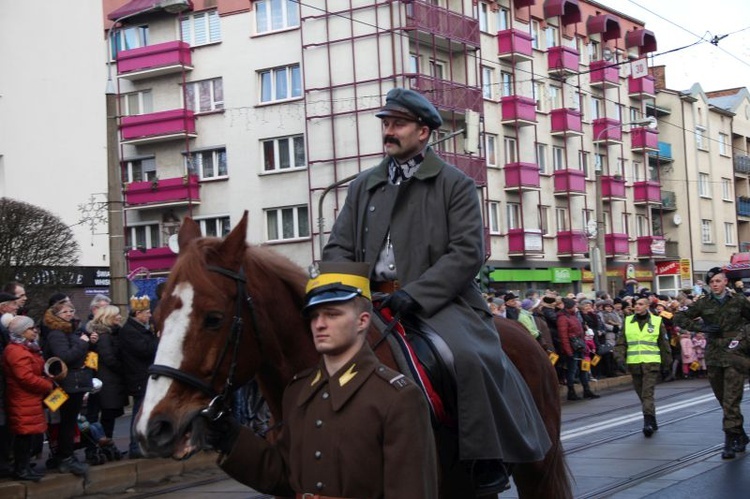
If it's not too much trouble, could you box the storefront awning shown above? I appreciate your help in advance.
[108,0,193,21]
[586,14,621,41]
[543,0,581,26]
[626,28,658,56]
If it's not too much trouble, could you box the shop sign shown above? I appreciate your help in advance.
[655,261,680,275]
[550,268,572,283]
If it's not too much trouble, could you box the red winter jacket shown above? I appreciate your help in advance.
[557,309,585,357]
[3,343,53,435]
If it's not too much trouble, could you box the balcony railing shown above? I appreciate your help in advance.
[738,196,750,217]
[633,180,662,204]
[117,41,192,80]
[605,233,629,256]
[628,75,655,99]
[553,169,586,194]
[120,109,197,145]
[497,29,533,61]
[442,152,486,185]
[661,190,677,210]
[504,162,540,190]
[405,1,480,48]
[648,141,673,163]
[409,74,482,113]
[589,60,620,88]
[556,230,588,256]
[508,228,543,255]
[593,117,622,143]
[637,236,665,258]
[500,95,536,126]
[127,246,177,273]
[601,175,626,198]
[547,45,579,76]
[735,155,750,174]
[631,126,659,151]
[125,174,200,208]
[550,108,582,136]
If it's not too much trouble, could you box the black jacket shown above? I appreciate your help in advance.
[87,323,128,410]
[118,317,158,396]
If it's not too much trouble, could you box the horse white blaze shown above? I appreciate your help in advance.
[136,282,194,437]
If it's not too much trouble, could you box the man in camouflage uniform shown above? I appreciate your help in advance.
[674,267,750,459]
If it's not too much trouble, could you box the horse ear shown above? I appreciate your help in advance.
[178,217,202,250]
[218,211,248,266]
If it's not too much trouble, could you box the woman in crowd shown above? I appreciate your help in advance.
[557,298,600,401]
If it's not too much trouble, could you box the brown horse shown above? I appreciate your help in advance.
[135,214,572,498]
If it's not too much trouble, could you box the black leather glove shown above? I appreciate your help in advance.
[382,289,421,316]
[202,412,241,455]
[701,323,721,335]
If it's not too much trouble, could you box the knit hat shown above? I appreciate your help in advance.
[8,315,34,336]
[521,299,533,310]
[48,292,69,308]
[562,298,577,310]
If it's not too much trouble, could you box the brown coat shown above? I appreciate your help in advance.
[219,345,438,498]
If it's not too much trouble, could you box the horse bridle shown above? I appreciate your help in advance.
[147,264,263,421]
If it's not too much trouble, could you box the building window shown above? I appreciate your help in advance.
[187,148,228,179]
[545,25,558,48]
[614,158,625,177]
[552,146,564,171]
[185,78,224,113]
[594,152,606,173]
[591,97,603,119]
[579,151,589,177]
[633,161,643,182]
[497,6,509,30]
[699,173,710,197]
[503,136,517,164]
[488,201,501,234]
[506,203,521,230]
[127,223,160,250]
[571,90,582,112]
[548,85,562,109]
[582,209,594,231]
[126,157,156,183]
[111,25,148,58]
[429,59,446,79]
[719,133,729,156]
[479,2,490,32]
[588,39,600,61]
[482,66,494,99]
[534,81,545,111]
[555,207,568,231]
[701,219,713,244]
[635,214,648,237]
[199,216,231,237]
[531,19,541,50]
[500,71,513,97]
[181,10,221,46]
[725,222,736,245]
[255,0,299,34]
[266,205,310,241]
[622,213,631,235]
[260,64,302,103]
[537,143,548,174]
[486,134,498,167]
[539,206,550,235]
[262,135,306,172]
[409,54,419,73]
[630,106,640,122]
[695,126,707,150]
[722,178,732,200]
[120,90,153,116]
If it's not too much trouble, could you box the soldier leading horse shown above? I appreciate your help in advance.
[135,215,572,498]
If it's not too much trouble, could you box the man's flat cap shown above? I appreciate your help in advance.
[376,88,442,130]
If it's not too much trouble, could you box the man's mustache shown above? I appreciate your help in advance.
[384,136,401,146]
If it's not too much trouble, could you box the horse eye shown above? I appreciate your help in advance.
[203,312,225,330]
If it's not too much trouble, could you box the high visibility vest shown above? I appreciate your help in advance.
[624,314,662,364]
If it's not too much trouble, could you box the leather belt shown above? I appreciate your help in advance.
[296,494,353,499]
[372,280,400,294]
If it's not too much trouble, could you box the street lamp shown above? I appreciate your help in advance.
[105,0,192,310]
[592,115,657,294]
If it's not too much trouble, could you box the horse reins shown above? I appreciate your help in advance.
[147,264,264,421]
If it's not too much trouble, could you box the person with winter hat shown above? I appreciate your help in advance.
[557,298,599,401]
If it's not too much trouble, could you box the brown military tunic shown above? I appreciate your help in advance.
[219,344,438,498]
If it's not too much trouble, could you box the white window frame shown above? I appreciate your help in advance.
[262,135,306,172]
[198,216,231,238]
[265,205,310,241]
[635,214,648,237]
[127,223,160,250]
[622,213,631,235]
[497,6,510,31]
[696,126,708,150]
[488,201,501,234]
[555,207,569,231]
[255,0,300,34]
[579,151,589,177]
[479,2,490,32]
[120,90,153,116]
[485,134,498,167]
[588,39,600,62]
[531,19,542,50]
[549,85,562,110]
[125,157,156,183]
[409,54,419,74]
[698,172,710,197]
[722,177,732,200]
[506,203,521,230]
[181,9,221,46]
[501,71,513,97]
[187,147,228,180]
[534,81,545,112]
[719,132,729,156]
[552,146,564,171]
[429,59,446,80]
[259,64,302,103]
[482,65,494,99]
[633,161,643,182]
[537,143,548,174]
[539,206,550,235]
[110,25,148,58]
[185,78,224,113]
[591,97,603,120]
[701,219,713,244]
[503,136,517,164]
[545,24,558,48]
[725,222,736,246]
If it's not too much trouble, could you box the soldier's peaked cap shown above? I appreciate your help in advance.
[375,88,443,130]
[303,262,371,315]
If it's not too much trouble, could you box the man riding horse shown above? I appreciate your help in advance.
[323,87,551,495]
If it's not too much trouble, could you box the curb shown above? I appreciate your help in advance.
[559,373,634,399]
[0,451,219,499]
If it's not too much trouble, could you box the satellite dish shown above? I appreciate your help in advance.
[602,47,614,61]
[673,214,682,226]
[168,234,180,254]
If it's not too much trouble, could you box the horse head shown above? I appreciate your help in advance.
[135,212,312,459]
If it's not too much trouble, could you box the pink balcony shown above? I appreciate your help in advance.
[120,109,197,145]
[409,74,483,113]
[631,127,659,151]
[593,117,622,143]
[501,95,536,125]
[605,233,629,256]
[556,230,588,256]
[550,108,582,136]
[508,228,543,255]
[601,175,626,198]
[442,152,487,185]
[125,174,201,208]
[628,75,655,99]
[117,41,192,80]
[504,162,540,190]
[547,45,580,75]
[127,247,177,273]
[553,169,586,194]
[637,236,666,258]
[405,1,480,48]
[633,180,662,204]
[589,60,620,88]
[497,29,533,61]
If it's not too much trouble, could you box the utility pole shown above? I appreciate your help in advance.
[106,89,128,310]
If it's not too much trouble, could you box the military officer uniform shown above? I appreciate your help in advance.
[674,267,750,458]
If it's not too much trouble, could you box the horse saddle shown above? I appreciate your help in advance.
[372,306,457,427]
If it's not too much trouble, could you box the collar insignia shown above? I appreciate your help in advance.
[339,363,358,387]
[310,369,322,386]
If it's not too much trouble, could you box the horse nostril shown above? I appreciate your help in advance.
[147,417,176,451]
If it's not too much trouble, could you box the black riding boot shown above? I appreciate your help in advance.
[582,386,600,399]
[567,386,580,401]
[466,459,511,497]
[722,433,737,459]
[642,414,655,438]
[732,430,749,453]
